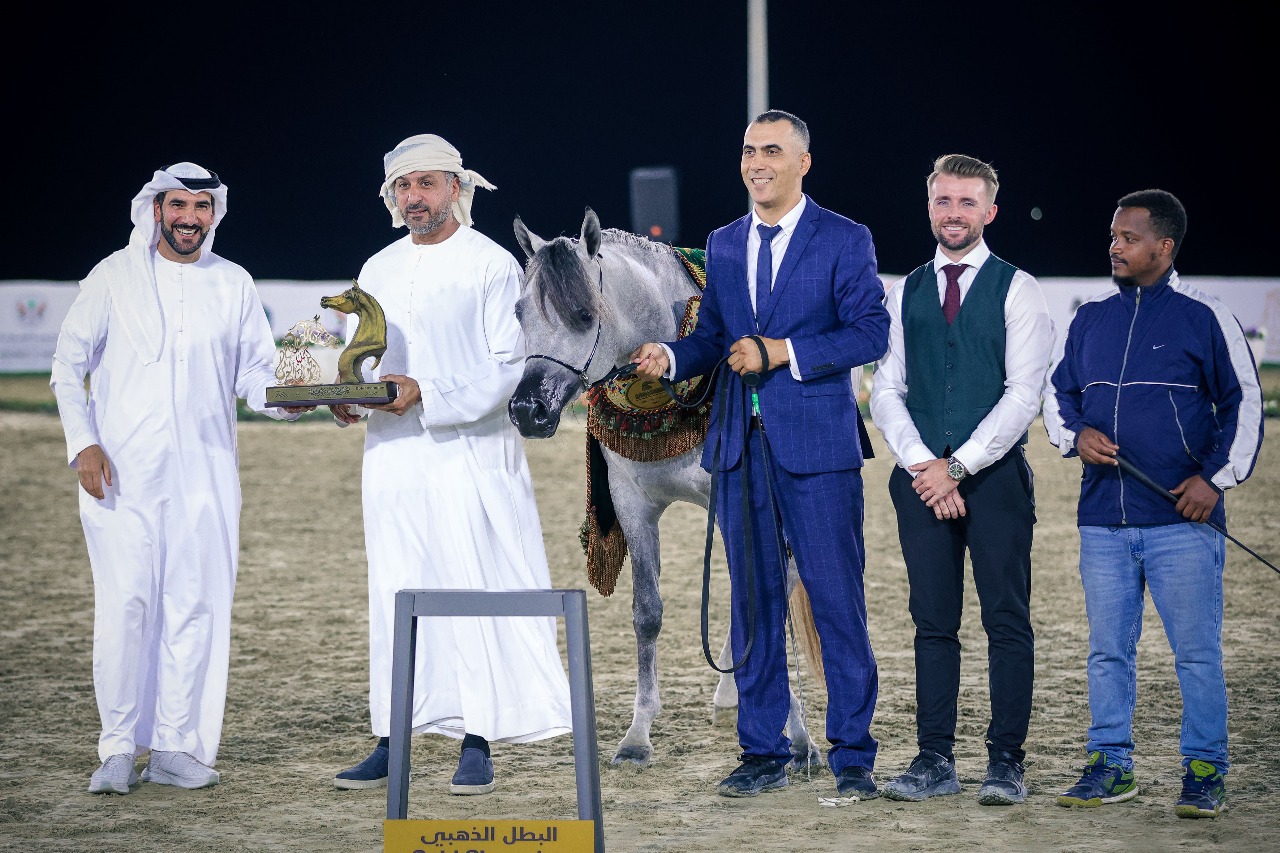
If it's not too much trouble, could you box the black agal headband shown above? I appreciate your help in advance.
[173,170,221,191]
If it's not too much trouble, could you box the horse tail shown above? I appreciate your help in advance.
[789,578,825,684]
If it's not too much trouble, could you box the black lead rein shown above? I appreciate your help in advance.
[602,337,777,676]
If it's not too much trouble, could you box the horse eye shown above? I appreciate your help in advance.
[577,308,593,323]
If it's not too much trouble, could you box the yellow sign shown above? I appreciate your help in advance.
[384,820,594,853]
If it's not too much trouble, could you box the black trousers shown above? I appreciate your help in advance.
[888,448,1036,764]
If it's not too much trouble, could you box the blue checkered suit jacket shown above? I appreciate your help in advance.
[669,195,888,474]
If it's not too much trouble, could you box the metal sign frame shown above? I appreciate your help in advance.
[386,588,604,853]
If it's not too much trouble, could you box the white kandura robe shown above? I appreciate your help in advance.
[50,250,288,765]
[354,226,572,742]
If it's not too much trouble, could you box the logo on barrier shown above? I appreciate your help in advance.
[16,298,47,325]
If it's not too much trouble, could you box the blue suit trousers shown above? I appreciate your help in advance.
[718,424,879,774]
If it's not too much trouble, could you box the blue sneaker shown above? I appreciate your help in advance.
[1174,759,1227,819]
[978,754,1027,806]
[1056,751,1138,808]
[834,766,880,800]
[717,756,788,797]
[450,747,495,795]
[882,751,961,802]
[334,743,389,790]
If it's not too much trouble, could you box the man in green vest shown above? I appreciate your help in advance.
[869,153,1053,805]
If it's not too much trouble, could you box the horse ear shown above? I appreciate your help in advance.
[350,278,361,290]
[513,216,544,259]
[581,207,601,259]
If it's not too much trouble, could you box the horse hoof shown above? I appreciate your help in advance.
[611,746,652,767]
[711,704,738,727]
[788,750,825,772]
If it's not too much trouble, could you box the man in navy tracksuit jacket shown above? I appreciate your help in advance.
[1044,189,1263,819]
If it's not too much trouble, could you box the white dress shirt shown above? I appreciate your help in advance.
[666,196,805,379]
[869,239,1054,475]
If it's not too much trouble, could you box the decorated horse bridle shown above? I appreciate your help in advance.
[522,257,614,389]
[524,252,733,404]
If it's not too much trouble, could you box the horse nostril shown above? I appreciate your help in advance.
[509,395,539,424]
[509,392,556,437]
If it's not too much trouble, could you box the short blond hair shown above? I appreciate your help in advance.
[927,154,999,204]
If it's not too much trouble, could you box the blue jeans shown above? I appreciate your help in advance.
[1078,523,1228,771]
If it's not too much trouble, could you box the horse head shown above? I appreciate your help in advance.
[282,314,342,349]
[319,279,387,384]
[319,280,364,316]
[509,208,611,438]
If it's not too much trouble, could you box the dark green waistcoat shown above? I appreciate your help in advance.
[902,254,1021,457]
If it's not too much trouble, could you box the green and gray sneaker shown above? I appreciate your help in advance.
[1057,751,1138,808]
[1174,759,1227,818]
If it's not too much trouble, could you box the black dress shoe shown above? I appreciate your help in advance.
[717,756,788,797]
[834,765,880,799]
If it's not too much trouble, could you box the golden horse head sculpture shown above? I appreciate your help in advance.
[320,280,388,385]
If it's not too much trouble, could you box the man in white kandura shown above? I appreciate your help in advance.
[51,162,307,795]
[331,134,571,794]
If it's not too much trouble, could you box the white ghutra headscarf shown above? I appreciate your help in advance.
[379,134,496,228]
[87,162,228,364]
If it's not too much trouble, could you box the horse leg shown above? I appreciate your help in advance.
[710,628,738,725]
[783,557,825,770]
[662,456,740,724]
[609,483,665,767]
[785,683,824,771]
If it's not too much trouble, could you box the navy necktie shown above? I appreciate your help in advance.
[941,263,966,324]
[756,223,783,317]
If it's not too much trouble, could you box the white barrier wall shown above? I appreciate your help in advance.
[877,274,1280,368]
[2,277,1278,373]
[0,280,350,373]
[1037,276,1280,368]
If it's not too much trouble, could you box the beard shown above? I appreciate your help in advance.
[160,222,209,256]
[403,201,453,236]
[1111,251,1161,287]
[931,221,980,254]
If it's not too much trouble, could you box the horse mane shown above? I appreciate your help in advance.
[526,227,675,332]
[599,228,671,256]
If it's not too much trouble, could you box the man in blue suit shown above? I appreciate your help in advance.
[632,110,889,800]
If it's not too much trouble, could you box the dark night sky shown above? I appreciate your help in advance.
[3,4,1269,283]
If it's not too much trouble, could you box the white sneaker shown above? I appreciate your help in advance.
[88,753,139,794]
[141,750,220,789]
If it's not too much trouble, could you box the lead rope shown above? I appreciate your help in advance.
[602,356,761,674]
[753,381,813,781]
[620,343,814,772]
[785,601,812,781]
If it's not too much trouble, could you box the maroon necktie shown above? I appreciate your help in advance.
[941,263,966,325]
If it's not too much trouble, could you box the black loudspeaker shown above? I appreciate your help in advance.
[629,166,679,243]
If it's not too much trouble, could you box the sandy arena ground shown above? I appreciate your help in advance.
[1,409,1277,852]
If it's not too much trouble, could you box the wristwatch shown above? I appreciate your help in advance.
[946,456,968,482]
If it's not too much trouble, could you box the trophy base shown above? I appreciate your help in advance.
[266,381,398,408]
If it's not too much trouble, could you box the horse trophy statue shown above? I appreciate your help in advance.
[320,279,388,385]
[274,315,342,386]
[266,279,397,408]
[508,208,824,770]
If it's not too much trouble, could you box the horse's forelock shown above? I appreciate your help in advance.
[527,238,601,333]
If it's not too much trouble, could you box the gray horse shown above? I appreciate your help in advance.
[508,208,822,769]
